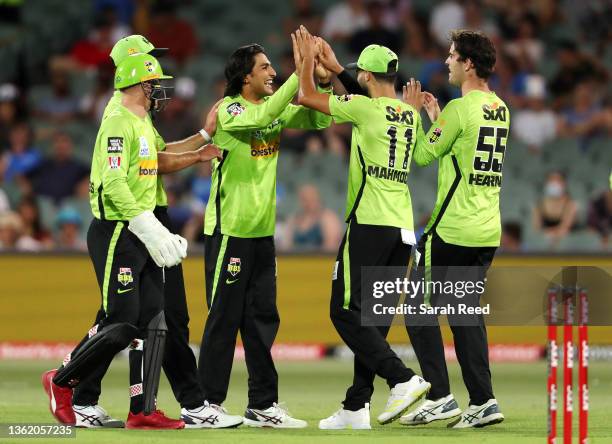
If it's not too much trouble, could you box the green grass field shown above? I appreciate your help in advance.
[1,359,611,443]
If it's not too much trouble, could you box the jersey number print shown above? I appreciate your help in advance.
[386,126,413,170]
[473,126,508,173]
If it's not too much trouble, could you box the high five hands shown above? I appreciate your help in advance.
[291,25,332,84]
[403,78,441,122]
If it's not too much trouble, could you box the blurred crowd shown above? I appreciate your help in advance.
[0,0,610,253]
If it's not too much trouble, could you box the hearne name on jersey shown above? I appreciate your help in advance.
[368,165,409,184]
[469,173,502,187]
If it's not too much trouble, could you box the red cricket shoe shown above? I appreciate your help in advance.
[126,410,185,430]
[41,369,76,425]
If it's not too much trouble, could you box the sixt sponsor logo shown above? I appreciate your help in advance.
[385,105,414,125]
[367,165,409,184]
[469,173,502,187]
[138,159,158,177]
[482,103,507,122]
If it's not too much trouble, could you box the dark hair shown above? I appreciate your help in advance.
[450,30,496,80]
[224,44,266,97]
[372,72,397,85]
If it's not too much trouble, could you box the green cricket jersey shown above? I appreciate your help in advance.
[102,91,168,207]
[328,93,420,235]
[204,74,332,238]
[414,90,510,247]
[90,103,160,220]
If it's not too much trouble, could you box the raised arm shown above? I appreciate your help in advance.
[296,26,331,115]
[219,75,299,131]
[158,144,222,174]
[164,99,222,153]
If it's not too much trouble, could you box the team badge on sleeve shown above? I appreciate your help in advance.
[108,156,121,169]
[227,102,245,117]
[337,94,353,102]
[107,137,124,153]
[429,127,442,144]
[118,267,133,286]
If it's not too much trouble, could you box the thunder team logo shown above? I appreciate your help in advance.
[429,127,442,144]
[227,257,241,276]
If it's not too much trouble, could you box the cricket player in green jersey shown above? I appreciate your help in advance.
[43,53,192,429]
[400,30,508,428]
[294,27,430,429]
[198,41,332,428]
[63,35,239,429]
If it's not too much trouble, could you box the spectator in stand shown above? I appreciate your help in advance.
[284,0,322,40]
[321,0,369,41]
[69,14,116,69]
[16,197,53,249]
[80,61,115,122]
[282,184,342,252]
[1,122,41,183]
[94,0,135,27]
[0,83,22,152]
[500,221,523,252]
[511,74,557,153]
[463,0,499,42]
[587,185,612,247]
[348,0,402,55]
[488,51,528,109]
[165,184,192,237]
[182,162,212,244]
[429,0,464,47]
[154,77,200,142]
[96,4,131,43]
[557,81,609,147]
[504,13,543,70]
[33,67,80,123]
[0,211,40,251]
[532,171,578,243]
[54,206,87,251]
[273,49,298,87]
[28,131,89,205]
[147,0,198,67]
[548,40,608,109]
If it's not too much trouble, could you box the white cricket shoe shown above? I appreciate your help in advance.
[319,403,371,430]
[180,402,243,428]
[399,394,461,425]
[243,402,307,428]
[377,375,431,424]
[447,398,504,428]
[73,404,124,428]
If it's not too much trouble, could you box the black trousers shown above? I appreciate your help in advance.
[198,232,279,410]
[330,219,415,411]
[73,208,204,409]
[63,218,163,395]
[405,230,496,406]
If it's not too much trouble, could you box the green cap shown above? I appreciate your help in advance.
[110,35,168,66]
[346,44,398,76]
[114,53,172,90]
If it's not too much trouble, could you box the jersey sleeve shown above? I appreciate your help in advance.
[412,99,463,166]
[280,85,333,129]
[218,74,299,131]
[98,118,141,219]
[328,94,371,125]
